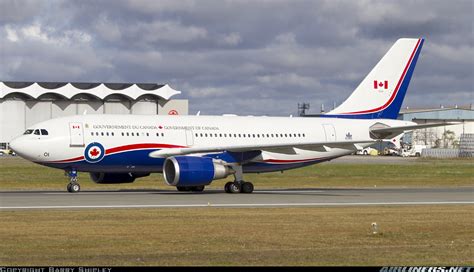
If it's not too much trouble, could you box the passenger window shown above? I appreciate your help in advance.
[91,132,94,136]
[161,133,164,137]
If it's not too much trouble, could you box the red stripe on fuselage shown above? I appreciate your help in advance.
[342,38,421,115]
[48,143,186,163]
[51,155,85,163]
[105,143,185,155]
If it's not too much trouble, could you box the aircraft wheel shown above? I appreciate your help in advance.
[228,182,241,194]
[241,182,254,194]
[177,186,189,192]
[68,183,80,193]
[192,186,205,192]
[224,182,233,193]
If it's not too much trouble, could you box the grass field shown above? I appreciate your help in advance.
[1,205,472,266]
[1,157,472,266]
[0,157,473,191]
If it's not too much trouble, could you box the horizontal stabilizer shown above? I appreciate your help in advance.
[370,122,459,139]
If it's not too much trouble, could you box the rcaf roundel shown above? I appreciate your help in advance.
[84,142,105,163]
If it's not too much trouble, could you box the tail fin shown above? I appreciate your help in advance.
[325,38,424,119]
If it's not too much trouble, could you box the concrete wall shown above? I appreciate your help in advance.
[0,100,26,144]
[158,99,189,115]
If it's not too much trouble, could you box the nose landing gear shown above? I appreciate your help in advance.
[65,169,80,193]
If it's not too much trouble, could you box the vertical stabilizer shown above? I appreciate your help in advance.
[326,38,424,119]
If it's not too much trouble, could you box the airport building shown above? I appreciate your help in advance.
[0,81,188,149]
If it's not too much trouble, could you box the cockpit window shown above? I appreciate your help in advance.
[23,129,34,135]
[34,129,40,135]
[40,129,49,135]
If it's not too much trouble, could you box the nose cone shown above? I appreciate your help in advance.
[9,138,19,153]
[9,137,30,159]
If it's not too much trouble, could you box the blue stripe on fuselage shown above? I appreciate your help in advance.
[41,149,333,174]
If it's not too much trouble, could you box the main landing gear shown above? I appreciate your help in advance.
[65,169,80,193]
[224,165,254,194]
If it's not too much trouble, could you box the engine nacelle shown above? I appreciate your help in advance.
[163,156,234,187]
[89,172,148,184]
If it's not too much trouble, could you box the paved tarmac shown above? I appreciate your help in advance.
[1,187,472,210]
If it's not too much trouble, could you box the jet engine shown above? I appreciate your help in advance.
[163,156,234,187]
[89,172,149,184]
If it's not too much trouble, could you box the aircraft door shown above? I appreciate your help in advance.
[185,129,194,146]
[322,124,336,141]
[69,122,85,147]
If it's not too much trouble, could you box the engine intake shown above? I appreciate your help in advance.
[163,156,234,187]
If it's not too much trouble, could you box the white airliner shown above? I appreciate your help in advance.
[9,38,452,193]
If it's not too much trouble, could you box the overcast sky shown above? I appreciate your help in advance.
[0,0,472,115]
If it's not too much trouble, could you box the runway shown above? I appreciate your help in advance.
[1,187,473,210]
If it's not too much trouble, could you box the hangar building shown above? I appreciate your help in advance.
[398,105,474,148]
[0,81,188,149]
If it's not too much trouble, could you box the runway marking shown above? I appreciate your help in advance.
[1,201,473,210]
[41,190,326,195]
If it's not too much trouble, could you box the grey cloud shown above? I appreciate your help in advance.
[0,0,472,116]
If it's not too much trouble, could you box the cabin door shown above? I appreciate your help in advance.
[185,129,194,146]
[322,124,336,141]
[69,122,85,147]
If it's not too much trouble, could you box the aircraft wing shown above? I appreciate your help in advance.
[370,122,459,139]
[148,140,375,158]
